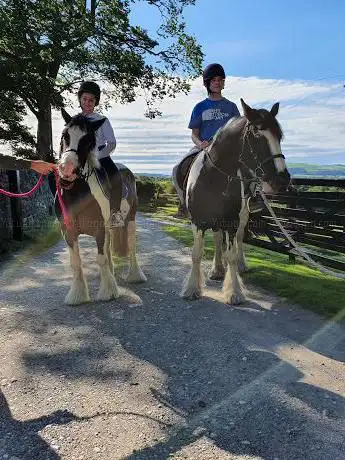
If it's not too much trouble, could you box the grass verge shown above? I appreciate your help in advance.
[0,217,62,264]
[142,206,345,320]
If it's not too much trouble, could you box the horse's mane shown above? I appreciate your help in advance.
[207,116,246,172]
[211,116,245,145]
[69,114,89,131]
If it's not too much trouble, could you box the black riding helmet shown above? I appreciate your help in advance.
[203,63,226,93]
[78,81,101,105]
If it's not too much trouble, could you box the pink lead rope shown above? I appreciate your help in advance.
[0,168,72,232]
[0,173,44,197]
[54,169,73,231]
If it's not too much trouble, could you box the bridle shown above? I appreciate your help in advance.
[239,123,286,180]
[59,147,92,187]
[204,121,286,196]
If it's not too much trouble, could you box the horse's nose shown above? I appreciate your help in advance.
[279,170,290,182]
[59,162,74,178]
[277,170,291,190]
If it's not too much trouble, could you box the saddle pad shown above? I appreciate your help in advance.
[95,167,128,200]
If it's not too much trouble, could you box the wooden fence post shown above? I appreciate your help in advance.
[7,170,23,241]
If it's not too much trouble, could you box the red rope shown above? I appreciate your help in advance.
[54,169,73,231]
[0,174,44,197]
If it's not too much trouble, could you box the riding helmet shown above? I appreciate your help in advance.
[202,63,226,85]
[78,81,101,105]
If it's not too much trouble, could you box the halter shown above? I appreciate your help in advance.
[59,148,93,185]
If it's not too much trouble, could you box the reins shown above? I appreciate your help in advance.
[204,125,345,279]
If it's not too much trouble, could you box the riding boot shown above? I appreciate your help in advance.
[99,156,124,227]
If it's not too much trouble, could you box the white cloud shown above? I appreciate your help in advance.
[2,76,344,174]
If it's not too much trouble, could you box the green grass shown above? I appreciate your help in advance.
[0,217,62,263]
[142,204,345,319]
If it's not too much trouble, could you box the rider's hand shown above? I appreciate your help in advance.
[31,160,56,175]
[199,140,209,150]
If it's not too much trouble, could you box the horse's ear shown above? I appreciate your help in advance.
[270,102,279,117]
[61,108,72,125]
[89,117,106,132]
[241,98,256,122]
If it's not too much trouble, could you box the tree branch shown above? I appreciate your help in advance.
[18,93,39,117]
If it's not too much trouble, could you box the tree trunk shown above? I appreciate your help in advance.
[8,170,23,241]
[90,0,97,31]
[36,105,54,162]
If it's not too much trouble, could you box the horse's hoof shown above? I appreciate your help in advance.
[126,269,147,284]
[65,293,90,305]
[65,282,90,305]
[225,294,246,305]
[209,272,225,281]
[181,290,201,301]
[97,290,119,302]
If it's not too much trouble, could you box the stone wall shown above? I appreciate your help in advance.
[19,170,54,237]
[0,171,12,241]
[0,170,54,250]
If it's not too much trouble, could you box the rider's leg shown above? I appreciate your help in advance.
[99,156,124,227]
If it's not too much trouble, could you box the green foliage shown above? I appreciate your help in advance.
[0,0,203,157]
[0,93,36,153]
[136,175,178,209]
[135,175,164,206]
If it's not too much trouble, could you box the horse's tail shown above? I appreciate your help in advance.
[111,225,129,257]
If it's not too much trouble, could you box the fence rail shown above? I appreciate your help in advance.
[245,178,345,271]
[157,178,345,272]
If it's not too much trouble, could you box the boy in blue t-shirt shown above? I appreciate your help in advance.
[188,63,240,152]
[173,63,240,216]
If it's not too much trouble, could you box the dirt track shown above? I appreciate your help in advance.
[0,214,344,459]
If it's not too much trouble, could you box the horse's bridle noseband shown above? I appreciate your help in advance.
[241,123,286,178]
[59,148,92,183]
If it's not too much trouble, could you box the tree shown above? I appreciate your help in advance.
[0,0,203,161]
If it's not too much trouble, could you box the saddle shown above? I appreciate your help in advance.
[174,149,201,196]
[94,166,128,200]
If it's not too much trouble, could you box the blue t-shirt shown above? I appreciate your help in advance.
[188,98,240,141]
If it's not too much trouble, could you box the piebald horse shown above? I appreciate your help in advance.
[177,99,290,304]
[57,110,146,305]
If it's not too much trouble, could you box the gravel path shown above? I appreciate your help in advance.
[0,214,344,460]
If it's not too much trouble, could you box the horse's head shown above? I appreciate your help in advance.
[58,108,105,188]
[240,99,290,193]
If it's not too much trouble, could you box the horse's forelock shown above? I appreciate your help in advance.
[68,114,89,132]
[256,109,283,141]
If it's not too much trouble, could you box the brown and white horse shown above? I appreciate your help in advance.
[56,110,146,305]
[174,99,290,305]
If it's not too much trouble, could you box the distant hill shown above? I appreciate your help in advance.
[287,163,345,178]
[136,163,345,180]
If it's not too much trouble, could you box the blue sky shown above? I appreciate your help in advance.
[131,0,345,81]
[183,0,345,81]
[116,0,345,172]
[119,0,345,172]
[4,0,343,174]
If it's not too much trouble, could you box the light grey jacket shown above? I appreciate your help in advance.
[85,112,117,159]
